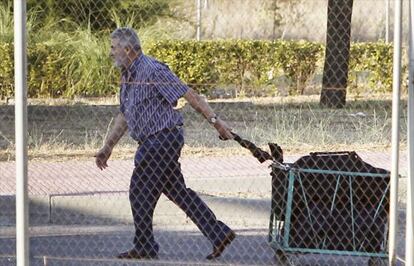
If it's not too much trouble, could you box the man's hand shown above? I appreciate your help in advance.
[94,113,127,170]
[214,118,234,140]
[94,146,112,170]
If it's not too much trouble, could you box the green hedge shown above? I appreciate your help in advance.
[146,40,323,96]
[0,40,395,99]
[0,43,13,98]
[349,42,394,94]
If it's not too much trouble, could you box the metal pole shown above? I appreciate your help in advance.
[389,0,402,264]
[14,0,29,265]
[406,0,414,265]
[196,0,202,41]
[386,0,390,42]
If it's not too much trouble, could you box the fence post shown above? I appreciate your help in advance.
[389,0,402,265]
[14,0,29,265]
[385,0,390,42]
[406,0,414,265]
[196,0,202,41]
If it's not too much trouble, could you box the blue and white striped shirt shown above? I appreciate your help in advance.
[120,53,188,143]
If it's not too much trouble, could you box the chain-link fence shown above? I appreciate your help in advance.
[0,0,409,265]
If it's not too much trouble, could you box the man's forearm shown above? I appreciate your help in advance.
[103,113,128,151]
[183,88,216,119]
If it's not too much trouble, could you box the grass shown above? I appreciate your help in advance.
[0,94,406,162]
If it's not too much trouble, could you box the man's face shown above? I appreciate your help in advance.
[110,38,129,69]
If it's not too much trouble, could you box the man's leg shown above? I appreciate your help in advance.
[161,129,234,251]
[128,143,165,256]
[163,166,233,246]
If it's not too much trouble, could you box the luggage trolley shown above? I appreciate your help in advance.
[268,151,390,262]
[231,134,390,263]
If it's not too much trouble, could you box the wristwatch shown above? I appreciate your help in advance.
[207,114,218,124]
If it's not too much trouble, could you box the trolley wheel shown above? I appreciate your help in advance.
[274,249,291,265]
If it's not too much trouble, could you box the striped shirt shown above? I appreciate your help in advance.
[119,53,188,143]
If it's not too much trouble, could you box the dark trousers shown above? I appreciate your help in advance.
[129,127,232,254]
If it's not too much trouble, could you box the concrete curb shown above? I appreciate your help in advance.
[0,192,271,227]
[1,176,272,226]
[1,177,407,227]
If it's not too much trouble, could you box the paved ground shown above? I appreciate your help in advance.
[1,152,407,196]
[0,152,409,265]
[0,224,401,266]
[0,225,280,266]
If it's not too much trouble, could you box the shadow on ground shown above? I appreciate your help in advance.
[1,225,394,266]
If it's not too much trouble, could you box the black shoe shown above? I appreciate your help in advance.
[117,249,157,260]
[206,231,236,260]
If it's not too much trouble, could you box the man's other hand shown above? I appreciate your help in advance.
[94,146,112,170]
[214,118,234,140]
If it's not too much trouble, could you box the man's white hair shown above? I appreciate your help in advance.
[111,27,141,52]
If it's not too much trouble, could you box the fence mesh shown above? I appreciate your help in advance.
[0,0,409,265]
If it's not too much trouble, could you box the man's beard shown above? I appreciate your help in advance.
[114,60,123,69]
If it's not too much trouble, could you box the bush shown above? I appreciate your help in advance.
[26,0,171,31]
[0,43,13,99]
[0,39,397,99]
[147,41,221,94]
[349,42,393,94]
[273,41,323,95]
[146,40,323,96]
[26,42,116,98]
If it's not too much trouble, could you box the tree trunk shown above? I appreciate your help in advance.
[320,0,354,108]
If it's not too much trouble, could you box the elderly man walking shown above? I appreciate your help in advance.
[95,28,236,260]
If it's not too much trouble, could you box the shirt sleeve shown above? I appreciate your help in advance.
[152,66,189,105]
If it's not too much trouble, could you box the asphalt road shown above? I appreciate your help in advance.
[1,225,278,266]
